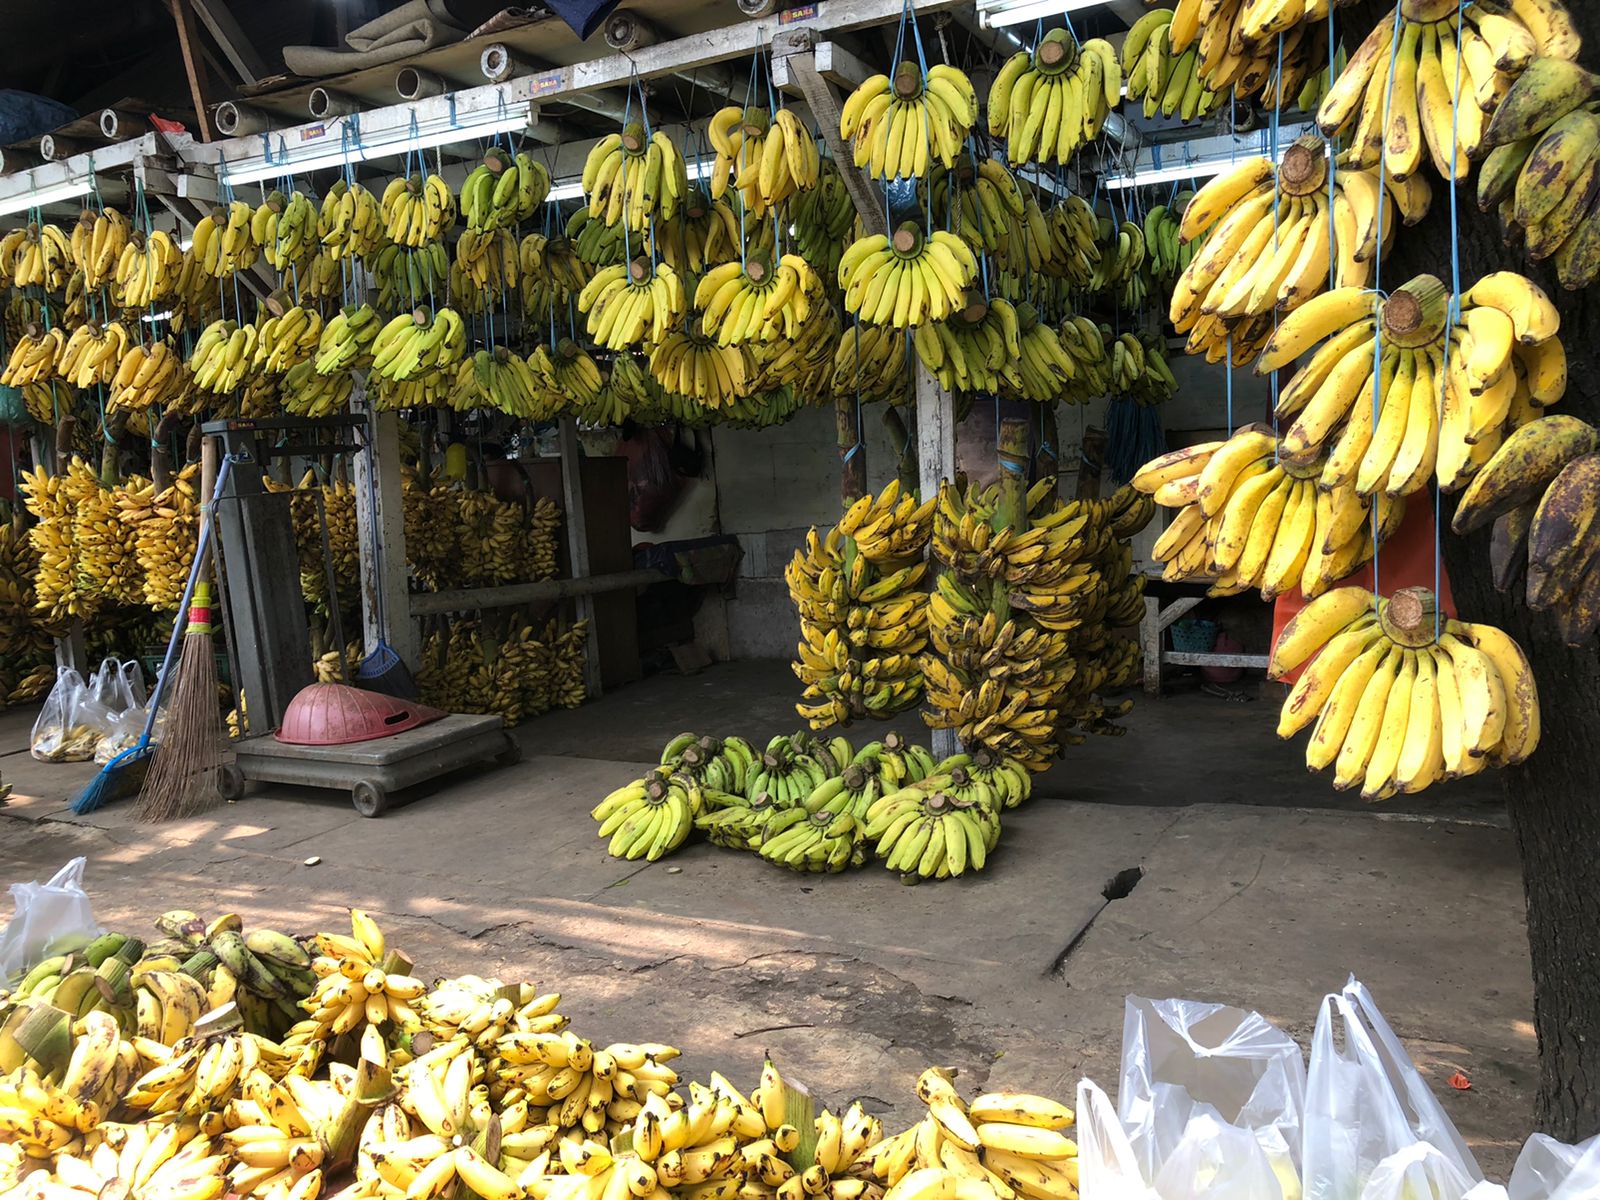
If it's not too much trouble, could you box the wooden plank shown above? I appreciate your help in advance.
[1154,595,1201,633]
[188,0,268,86]
[408,570,666,617]
[771,35,885,236]
[914,362,958,756]
[1142,596,1161,696]
[1163,652,1270,669]
[172,0,215,143]
[353,398,419,669]
[557,417,603,700]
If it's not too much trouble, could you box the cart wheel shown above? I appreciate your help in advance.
[218,762,245,801]
[496,739,523,767]
[352,780,389,818]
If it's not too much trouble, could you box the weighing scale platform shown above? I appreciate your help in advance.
[220,714,521,817]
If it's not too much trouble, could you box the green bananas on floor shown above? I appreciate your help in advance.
[1453,415,1600,644]
[660,731,756,798]
[1272,585,1539,798]
[789,480,934,728]
[461,147,551,232]
[592,769,700,860]
[757,809,867,873]
[1122,8,1221,123]
[839,62,977,179]
[989,31,1121,167]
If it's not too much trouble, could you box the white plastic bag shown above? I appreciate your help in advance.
[1506,1132,1600,1200]
[93,661,152,764]
[31,667,108,761]
[1153,1111,1288,1200]
[0,858,101,984]
[1359,1144,1480,1200]
[1120,995,1307,1189]
[1077,1078,1162,1200]
[1303,979,1481,1200]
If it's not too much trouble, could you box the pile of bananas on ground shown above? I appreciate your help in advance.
[840,62,977,179]
[1453,415,1600,644]
[582,124,689,233]
[861,764,1003,878]
[1319,1,1579,186]
[1122,8,1222,123]
[989,31,1121,167]
[1134,427,1402,600]
[1167,0,1336,108]
[788,480,934,728]
[1272,585,1539,799]
[1170,140,1415,366]
[707,105,821,215]
[416,618,587,723]
[840,225,977,329]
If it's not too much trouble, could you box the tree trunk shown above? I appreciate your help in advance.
[1341,2,1600,1138]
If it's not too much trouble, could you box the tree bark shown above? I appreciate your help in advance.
[1341,1,1600,1139]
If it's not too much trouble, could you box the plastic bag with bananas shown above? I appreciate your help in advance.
[1134,426,1404,600]
[1168,0,1337,108]
[0,222,74,290]
[1271,585,1538,799]
[840,224,977,330]
[582,124,688,234]
[706,105,822,216]
[1122,8,1222,123]
[1452,414,1600,645]
[461,147,551,233]
[1169,139,1410,367]
[839,61,976,180]
[989,31,1120,167]
[380,174,456,248]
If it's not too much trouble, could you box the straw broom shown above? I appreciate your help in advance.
[139,438,224,822]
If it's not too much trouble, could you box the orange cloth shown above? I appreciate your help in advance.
[1271,495,1456,683]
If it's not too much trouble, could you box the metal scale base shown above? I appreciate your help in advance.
[220,714,521,817]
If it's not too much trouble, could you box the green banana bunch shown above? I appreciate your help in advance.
[1122,7,1220,124]
[743,735,829,805]
[592,768,699,860]
[862,782,1000,878]
[369,241,452,312]
[789,158,856,281]
[694,791,780,851]
[660,732,757,796]
[1142,197,1194,286]
[461,148,552,233]
[758,808,866,873]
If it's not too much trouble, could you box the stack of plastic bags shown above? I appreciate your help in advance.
[29,659,148,763]
[1077,977,1600,1200]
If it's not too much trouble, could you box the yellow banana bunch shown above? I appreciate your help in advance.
[253,305,324,374]
[696,254,820,344]
[190,200,260,278]
[1170,139,1410,366]
[841,62,977,179]
[0,222,74,290]
[189,319,260,394]
[579,259,686,350]
[1168,0,1336,108]
[530,338,604,413]
[300,908,424,1036]
[832,320,912,407]
[369,305,467,384]
[707,105,821,216]
[448,347,551,419]
[987,32,1120,166]
[314,303,380,374]
[252,190,318,273]
[460,147,551,232]
[58,320,133,388]
[913,296,1024,395]
[1005,303,1083,403]
[70,206,130,287]
[840,225,977,329]
[317,178,382,260]
[115,229,185,308]
[519,232,591,321]
[1271,585,1539,799]
[116,462,201,608]
[109,339,194,413]
[582,124,687,233]
[453,226,520,297]
[170,249,223,332]
[1,323,66,385]
[927,156,1026,259]
[379,173,456,247]
[648,323,755,409]
[372,369,449,413]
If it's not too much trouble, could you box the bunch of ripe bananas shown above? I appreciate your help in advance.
[19,463,92,622]
[447,347,550,419]
[583,124,689,234]
[1135,427,1401,599]
[913,296,1027,396]
[655,190,743,278]
[283,360,353,418]
[862,764,1001,877]
[579,259,686,350]
[1453,415,1600,644]
[296,908,427,1039]
[461,148,552,232]
[519,232,591,320]
[1319,1,1577,185]
[369,306,467,383]
[1262,271,1564,496]
[592,769,701,861]
[788,480,934,728]
[253,305,325,374]
[1170,140,1412,366]
[114,229,185,308]
[416,618,585,721]
[840,225,977,329]
[451,227,520,307]
[117,463,200,609]
[1272,585,1539,799]
[1122,8,1223,123]
[55,320,132,388]
[696,255,819,344]
[1115,332,1180,407]
[69,207,130,288]
[251,190,318,273]
[369,241,452,312]
[707,106,821,216]
[1090,218,1150,310]
[989,31,1121,167]
[1,223,73,290]
[316,179,382,260]
[1167,0,1336,108]
[832,322,912,406]
[109,340,195,414]
[926,156,1024,259]
[380,174,456,247]
[649,325,755,409]
[530,339,605,415]
[1,324,65,386]
[1007,306,1087,404]
[313,303,380,374]
[1476,55,1600,287]
[840,62,977,179]
[191,200,260,277]
[189,319,260,394]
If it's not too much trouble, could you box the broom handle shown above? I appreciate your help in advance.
[138,454,233,742]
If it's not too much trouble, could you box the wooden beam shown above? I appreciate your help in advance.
[172,0,214,142]
[558,417,603,700]
[771,32,886,236]
[353,400,419,670]
[187,0,267,86]
[915,362,959,757]
[408,570,667,617]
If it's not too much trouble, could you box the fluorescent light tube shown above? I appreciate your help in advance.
[221,109,533,186]
[549,157,717,203]
[0,177,92,218]
[977,0,1108,29]
[1102,161,1237,191]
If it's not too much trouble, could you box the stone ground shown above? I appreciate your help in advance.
[0,661,1534,1178]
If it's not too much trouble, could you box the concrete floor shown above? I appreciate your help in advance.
[0,662,1534,1178]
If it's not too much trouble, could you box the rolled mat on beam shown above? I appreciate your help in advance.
[282,0,466,79]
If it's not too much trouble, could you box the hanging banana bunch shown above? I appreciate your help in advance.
[70,207,130,288]
[447,347,548,418]
[839,224,977,329]
[989,31,1121,167]
[1004,302,1084,403]
[57,320,133,388]
[840,61,978,179]
[453,226,520,296]
[1,324,65,386]
[188,318,259,394]
[371,368,449,412]
[519,232,591,321]
[696,254,820,344]
[253,189,318,273]
[190,200,259,277]
[283,358,353,418]
[112,230,183,310]
[461,147,551,232]
[649,320,755,409]
[369,241,452,312]
[751,278,839,396]
[583,124,688,233]
[369,305,467,383]
[1056,317,1113,402]
[317,178,382,259]
[832,321,912,406]
[380,173,456,247]
[707,105,821,216]
[530,338,604,414]
[655,189,742,278]
[928,156,1026,260]
[254,304,325,374]
[108,339,194,413]
[579,258,686,350]
[913,295,1022,396]
[1169,0,1337,108]
[0,223,73,290]
[789,161,855,282]
[1122,8,1222,123]
[1142,198,1194,287]
[169,249,221,332]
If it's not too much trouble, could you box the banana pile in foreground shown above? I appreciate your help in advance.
[1272,586,1538,799]
[788,480,934,728]
[1134,427,1402,601]
[1453,415,1600,644]
[593,731,1035,879]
